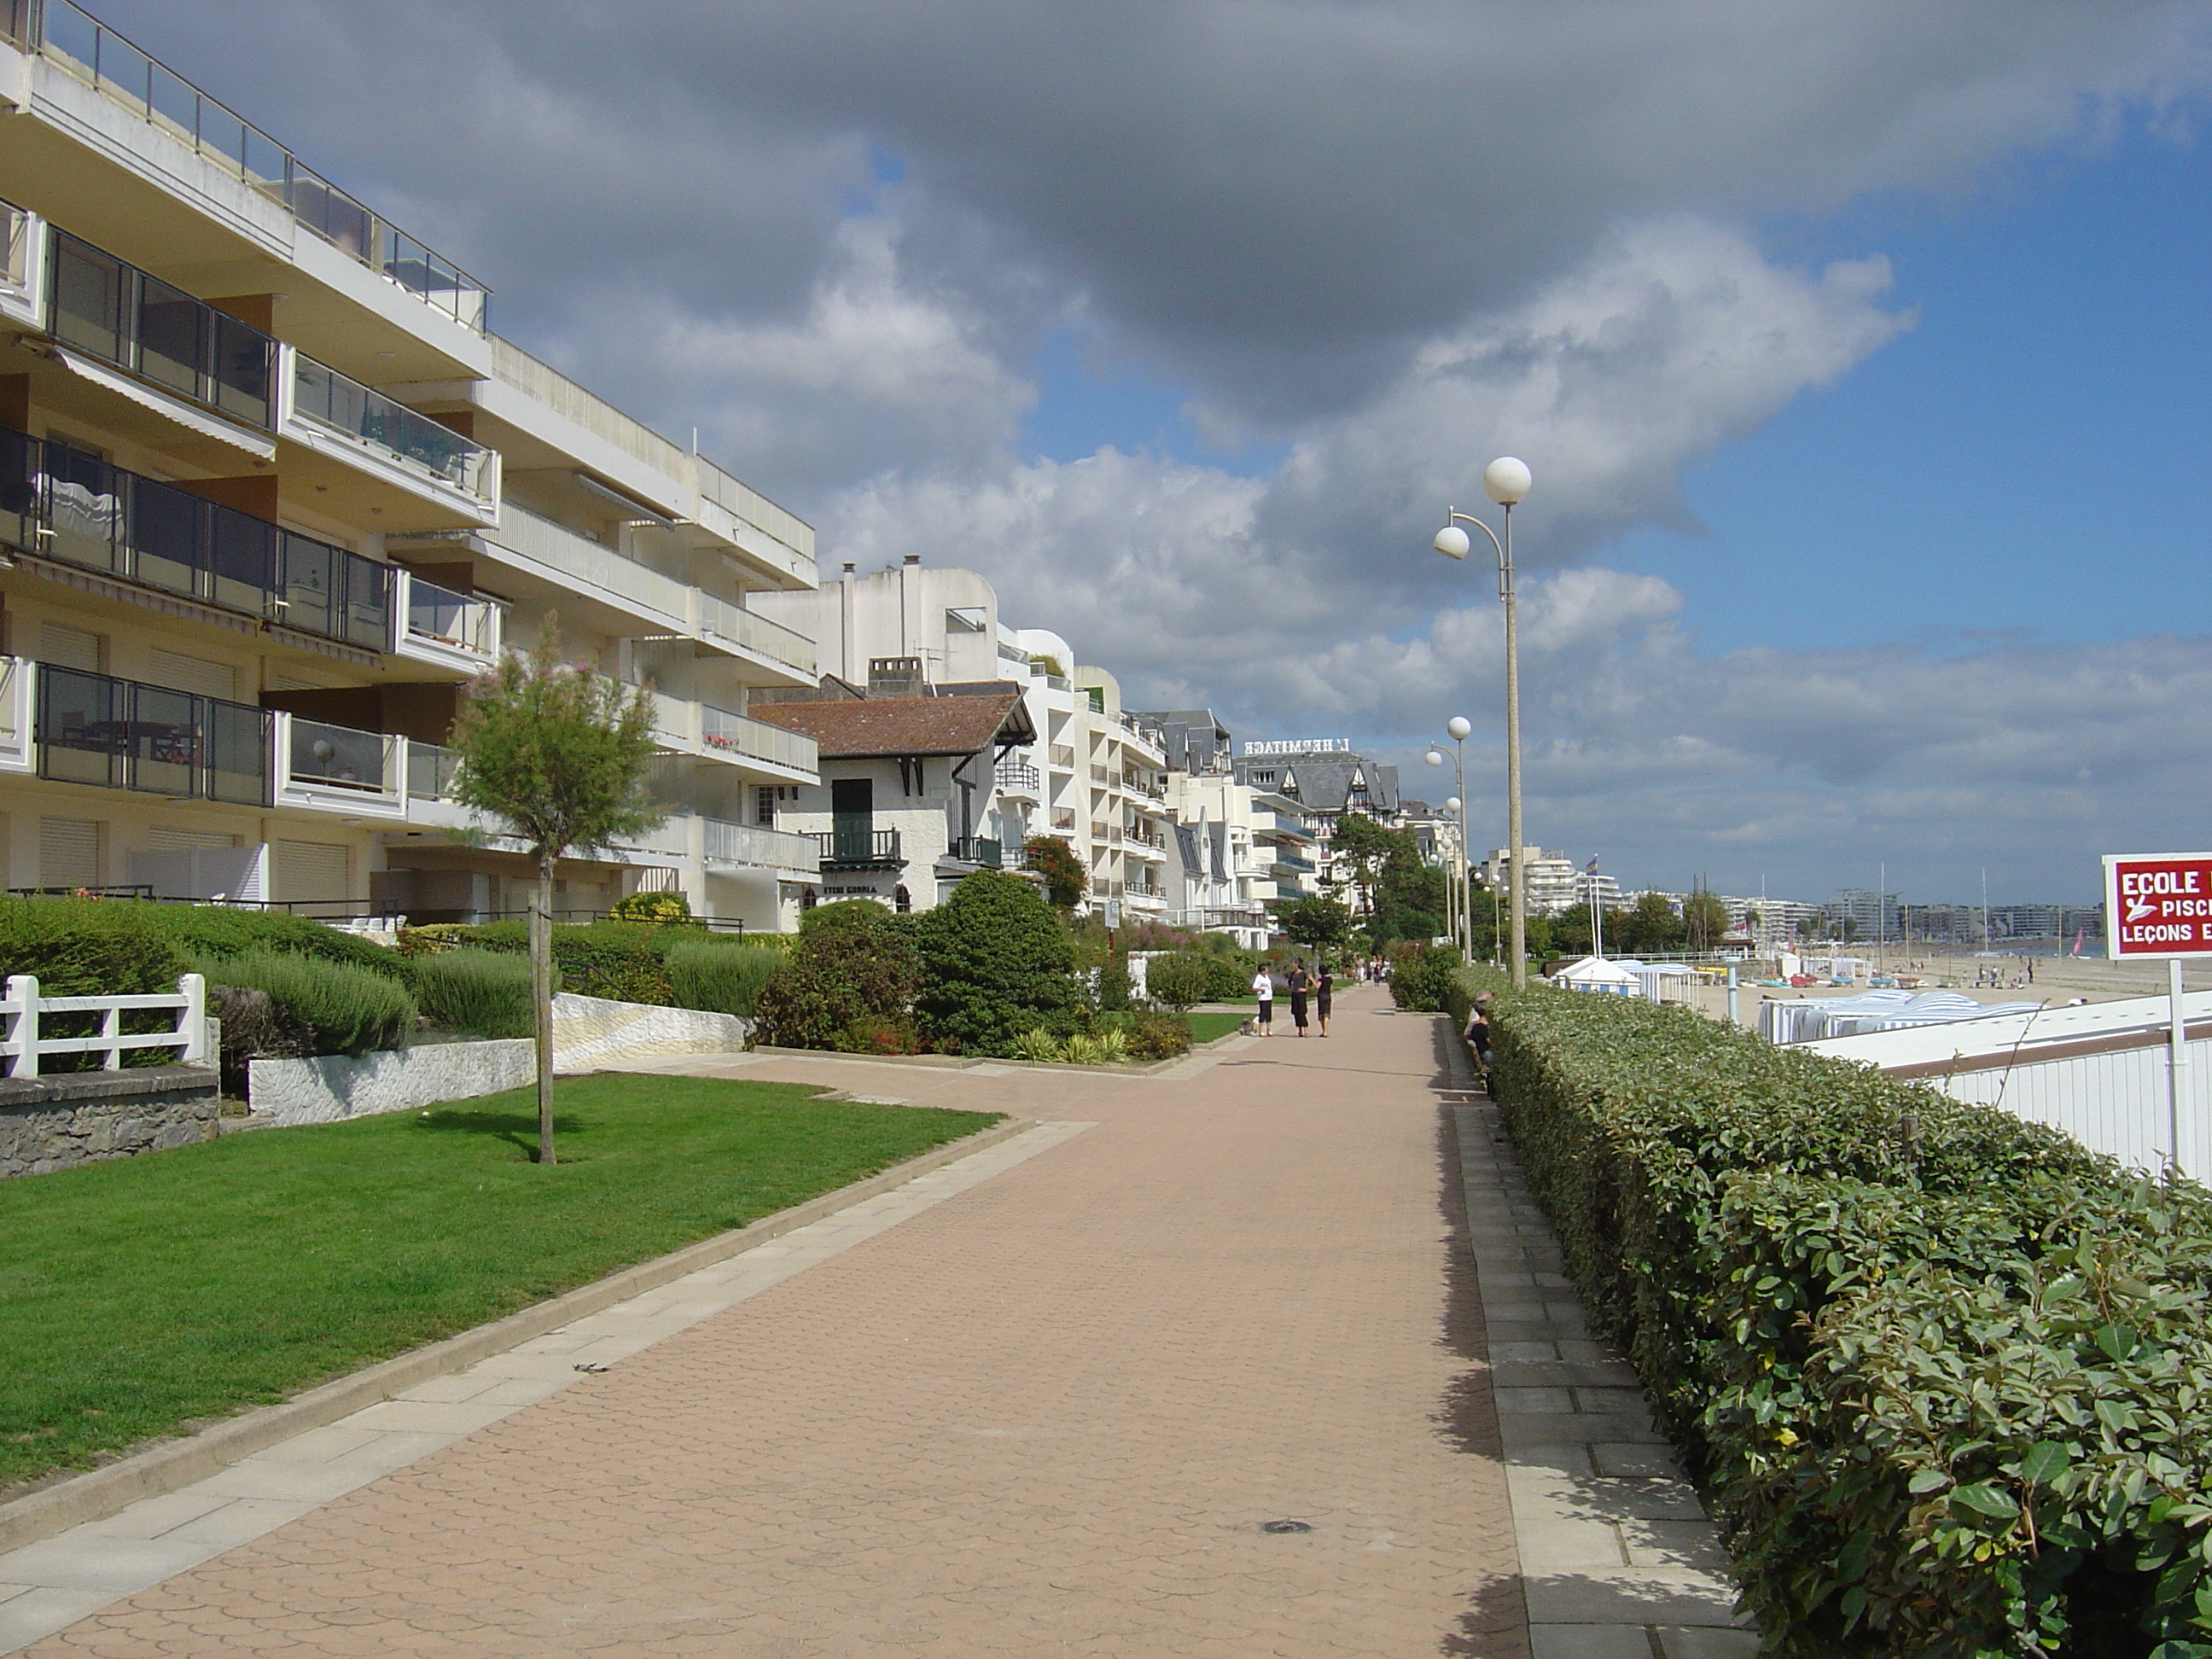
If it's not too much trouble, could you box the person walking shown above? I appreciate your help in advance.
[1251,963,1274,1035]
[1316,962,1334,1036]
[1287,961,1311,1037]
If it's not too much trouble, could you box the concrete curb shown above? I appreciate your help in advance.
[0,1112,1032,1555]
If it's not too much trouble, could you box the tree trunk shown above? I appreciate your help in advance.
[533,856,556,1166]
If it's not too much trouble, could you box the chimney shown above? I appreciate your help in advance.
[903,553,921,565]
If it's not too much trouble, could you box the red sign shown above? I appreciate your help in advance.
[2104,853,2212,958]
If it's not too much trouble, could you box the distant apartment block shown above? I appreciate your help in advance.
[0,3,824,927]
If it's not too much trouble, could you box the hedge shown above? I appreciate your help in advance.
[1487,987,2212,1657]
[411,949,535,1039]
[189,949,416,1058]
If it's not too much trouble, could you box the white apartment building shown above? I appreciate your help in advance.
[752,559,1175,923]
[1480,848,1610,915]
[0,4,824,928]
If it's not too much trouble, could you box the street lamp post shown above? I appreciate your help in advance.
[1427,720,1473,963]
[1434,457,1533,987]
[1445,795,1464,960]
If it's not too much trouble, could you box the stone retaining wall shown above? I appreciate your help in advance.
[248,994,755,1126]
[0,1066,221,1178]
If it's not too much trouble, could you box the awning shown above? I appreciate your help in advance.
[52,346,277,463]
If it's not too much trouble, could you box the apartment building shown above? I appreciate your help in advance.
[0,3,823,928]
[1230,744,1401,898]
[752,559,1176,922]
[1477,847,1598,916]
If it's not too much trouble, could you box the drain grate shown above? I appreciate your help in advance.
[1259,1519,1313,1534]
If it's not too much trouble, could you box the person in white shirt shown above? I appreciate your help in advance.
[1251,966,1274,1035]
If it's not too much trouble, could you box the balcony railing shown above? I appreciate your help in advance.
[1090,764,1109,783]
[48,231,273,426]
[32,1,488,331]
[36,663,270,804]
[814,826,901,866]
[0,424,392,650]
[1051,809,1076,832]
[995,759,1041,795]
[406,741,461,801]
[948,837,1002,869]
[697,593,816,675]
[404,574,502,657]
[293,355,495,498]
[701,705,818,774]
[287,717,394,793]
[483,504,687,622]
[702,818,818,872]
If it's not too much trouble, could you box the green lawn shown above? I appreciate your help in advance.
[1185,1010,1249,1044]
[0,1076,997,1491]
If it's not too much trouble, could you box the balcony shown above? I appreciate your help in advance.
[1051,809,1076,832]
[995,758,1041,797]
[291,354,498,505]
[47,230,274,428]
[406,740,461,801]
[0,424,393,652]
[397,572,503,671]
[700,704,818,777]
[482,503,688,631]
[697,592,817,679]
[35,663,270,805]
[32,0,488,330]
[276,715,403,818]
[946,837,1003,869]
[1090,764,1109,784]
[701,818,819,876]
[814,826,902,868]
[1049,745,1077,771]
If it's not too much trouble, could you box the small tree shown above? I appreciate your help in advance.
[1277,894,1353,958]
[448,624,661,1166]
[1023,835,1087,910]
[1325,812,1398,915]
[912,871,1082,1054]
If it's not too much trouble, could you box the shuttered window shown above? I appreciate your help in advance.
[39,623,104,673]
[148,825,239,851]
[272,839,349,905]
[38,817,102,889]
[148,649,236,701]
[266,673,323,693]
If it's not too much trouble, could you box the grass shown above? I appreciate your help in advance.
[1185,1010,1249,1044]
[0,1075,998,1492]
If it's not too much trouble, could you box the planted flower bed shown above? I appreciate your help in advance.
[1488,987,2212,1658]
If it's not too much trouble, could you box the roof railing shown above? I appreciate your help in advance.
[28,0,489,331]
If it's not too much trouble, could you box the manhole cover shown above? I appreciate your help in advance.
[1260,1519,1312,1534]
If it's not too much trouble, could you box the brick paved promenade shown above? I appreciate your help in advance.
[24,984,1528,1657]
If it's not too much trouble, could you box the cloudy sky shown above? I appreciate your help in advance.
[100,0,2212,903]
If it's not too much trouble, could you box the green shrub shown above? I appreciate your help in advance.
[1012,1029,1065,1062]
[1388,942,1461,1012]
[206,983,313,1094]
[192,949,416,1057]
[1145,953,1214,1011]
[1483,987,2203,1657]
[911,872,1083,1057]
[0,898,189,1070]
[1118,1010,1192,1060]
[608,889,691,923]
[413,949,536,1039]
[1097,953,1132,1012]
[754,905,918,1051]
[457,920,672,1005]
[667,943,782,1019]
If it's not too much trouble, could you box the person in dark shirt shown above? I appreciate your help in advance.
[1316,963,1334,1036]
[1464,993,1494,1082]
[1286,961,1311,1037]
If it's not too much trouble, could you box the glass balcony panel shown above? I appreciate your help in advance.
[407,742,460,800]
[35,665,122,788]
[241,127,289,200]
[207,701,271,805]
[208,311,272,426]
[341,550,393,651]
[128,684,200,797]
[135,273,208,400]
[406,577,472,644]
[290,718,384,789]
[206,505,275,615]
[42,447,124,575]
[41,1,99,74]
[96,30,154,115]
[148,63,200,146]
[277,532,335,637]
[50,236,126,361]
[198,104,247,174]
[128,474,201,597]
[294,356,489,494]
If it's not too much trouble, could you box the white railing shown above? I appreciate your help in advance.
[293,354,498,501]
[401,573,504,659]
[697,593,816,675]
[491,504,691,624]
[702,818,821,872]
[0,655,31,771]
[701,705,819,773]
[3,972,210,1078]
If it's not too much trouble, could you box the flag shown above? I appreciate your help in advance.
[1584,857,1599,874]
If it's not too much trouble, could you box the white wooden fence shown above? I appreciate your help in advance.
[1,974,210,1079]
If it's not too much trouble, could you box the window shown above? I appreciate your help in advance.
[39,622,104,673]
[1086,687,1104,714]
[38,816,101,890]
[148,649,236,702]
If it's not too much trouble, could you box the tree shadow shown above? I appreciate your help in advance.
[1435,1062,1532,1656]
[410,1109,589,1161]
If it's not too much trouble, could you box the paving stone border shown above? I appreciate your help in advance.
[1446,1027,1758,1659]
[0,1112,1034,1557]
